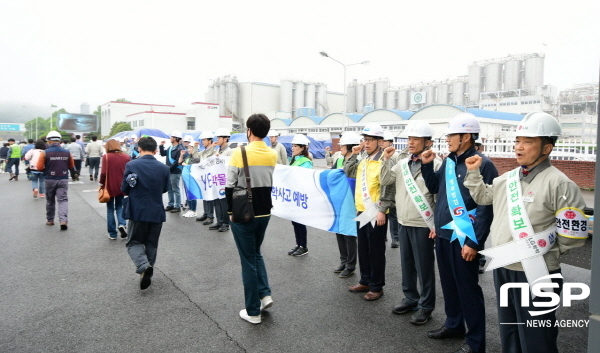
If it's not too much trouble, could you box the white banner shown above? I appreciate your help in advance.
[411,91,427,105]
[182,156,229,201]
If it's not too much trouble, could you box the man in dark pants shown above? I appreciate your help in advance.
[121,137,170,290]
[5,138,21,180]
[226,114,277,324]
[159,130,185,213]
[421,113,497,353]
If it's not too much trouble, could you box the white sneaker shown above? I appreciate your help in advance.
[260,296,273,311]
[187,211,197,218]
[239,309,261,324]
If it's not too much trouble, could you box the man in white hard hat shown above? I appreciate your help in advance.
[382,130,400,248]
[267,130,288,165]
[209,128,233,232]
[344,123,395,301]
[159,130,185,213]
[463,112,588,353]
[36,131,76,230]
[195,131,218,225]
[420,112,497,353]
[381,120,441,326]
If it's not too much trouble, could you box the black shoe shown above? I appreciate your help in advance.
[118,225,127,238]
[410,308,433,325]
[339,268,355,278]
[292,246,308,256]
[451,343,473,353]
[391,240,399,248]
[392,299,418,315]
[202,218,214,225]
[218,225,229,232]
[287,245,299,255]
[140,266,153,290]
[196,215,208,222]
[165,205,174,211]
[209,223,223,230]
[170,207,181,213]
[427,326,465,339]
[333,265,345,273]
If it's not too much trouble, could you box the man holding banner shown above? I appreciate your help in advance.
[463,112,588,353]
[380,120,441,326]
[421,113,497,353]
[344,123,395,301]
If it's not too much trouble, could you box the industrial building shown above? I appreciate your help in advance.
[558,83,598,138]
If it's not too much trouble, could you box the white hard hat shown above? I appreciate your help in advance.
[47,131,61,141]
[199,131,214,140]
[383,130,395,141]
[214,128,231,137]
[400,120,435,138]
[361,123,385,138]
[291,134,310,145]
[170,130,183,138]
[339,132,361,146]
[446,113,480,134]
[130,134,137,139]
[516,111,562,138]
[183,135,193,143]
[267,129,280,137]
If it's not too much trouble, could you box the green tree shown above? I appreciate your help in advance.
[116,98,131,103]
[109,121,132,137]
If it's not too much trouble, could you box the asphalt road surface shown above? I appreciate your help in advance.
[0,166,591,353]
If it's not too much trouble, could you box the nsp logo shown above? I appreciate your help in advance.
[499,273,589,316]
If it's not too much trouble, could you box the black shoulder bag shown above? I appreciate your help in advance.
[231,146,255,223]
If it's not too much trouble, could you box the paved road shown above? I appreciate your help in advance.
[0,166,591,353]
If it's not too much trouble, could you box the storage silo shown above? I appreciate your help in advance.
[524,55,544,92]
[484,63,503,92]
[409,88,420,110]
[365,82,375,105]
[436,84,449,104]
[305,83,316,109]
[356,84,365,112]
[426,85,436,105]
[317,84,328,117]
[452,81,466,106]
[397,89,409,110]
[229,81,239,118]
[218,83,226,116]
[207,85,215,103]
[386,90,396,109]
[503,60,522,90]
[468,65,483,104]
[375,81,388,109]
[280,80,294,113]
[293,81,305,115]
[346,84,356,113]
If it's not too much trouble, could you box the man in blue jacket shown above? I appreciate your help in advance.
[421,113,498,353]
[159,130,185,213]
[121,136,170,290]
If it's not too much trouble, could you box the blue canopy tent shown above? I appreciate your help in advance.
[278,135,325,159]
[229,133,271,146]
[131,128,169,139]
[108,130,133,141]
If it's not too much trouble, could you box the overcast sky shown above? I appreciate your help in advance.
[1,0,598,122]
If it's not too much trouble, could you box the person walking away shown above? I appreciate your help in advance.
[21,139,35,180]
[159,130,185,213]
[380,120,441,326]
[286,134,313,257]
[36,131,76,230]
[267,129,288,165]
[66,137,84,181]
[121,137,170,290]
[463,112,587,353]
[5,138,21,181]
[0,143,9,174]
[85,135,103,182]
[226,113,277,324]
[331,132,361,278]
[344,123,395,301]
[421,113,498,353]
[24,140,47,198]
[100,139,131,240]
[208,128,233,232]
[194,131,218,224]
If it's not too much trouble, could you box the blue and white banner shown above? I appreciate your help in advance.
[181,156,229,201]
[271,165,357,236]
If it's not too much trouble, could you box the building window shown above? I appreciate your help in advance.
[187,121,195,130]
[139,120,144,127]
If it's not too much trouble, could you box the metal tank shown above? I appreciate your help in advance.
[386,90,396,109]
[356,84,365,112]
[280,80,294,113]
[346,84,356,113]
[436,84,449,104]
[305,83,316,109]
[397,89,409,110]
[468,65,484,104]
[375,81,388,109]
[524,55,544,92]
[228,80,239,118]
[293,81,305,115]
[409,88,420,110]
[503,60,522,90]
[484,63,503,92]
[452,81,466,106]
[317,84,328,117]
[365,82,375,105]
[426,85,436,106]
[218,83,226,116]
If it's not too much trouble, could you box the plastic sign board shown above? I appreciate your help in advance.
[0,123,23,132]
[411,92,427,105]
[57,113,98,132]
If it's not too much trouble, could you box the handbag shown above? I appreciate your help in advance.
[231,146,255,223]
[98,154,111,203]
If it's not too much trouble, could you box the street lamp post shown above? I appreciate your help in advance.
[320,51,369,132]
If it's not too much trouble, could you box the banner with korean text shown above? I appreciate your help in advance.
[181,156,229,201]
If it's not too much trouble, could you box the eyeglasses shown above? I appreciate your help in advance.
[362,137,378,142]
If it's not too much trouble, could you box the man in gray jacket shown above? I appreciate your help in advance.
[66,137,84,181]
